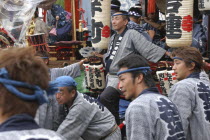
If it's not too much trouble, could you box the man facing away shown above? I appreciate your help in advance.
[127,7,152,41]
[117,54,185,140]
[0,47,65,140]
[50,76,121,140]
[168,46,210,140]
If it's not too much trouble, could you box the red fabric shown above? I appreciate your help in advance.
[64,0,71,13]
[65,0,79,29]
[147,0,156,14]
[42,10,47,22]
[118,122,125,129]
[204,62,210,70]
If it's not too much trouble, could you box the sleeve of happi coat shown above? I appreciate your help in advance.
[126,103,153,140]
[168,83,194,136]
[130,30,166,63]
[50,63,81,81]
[56,105,91,139]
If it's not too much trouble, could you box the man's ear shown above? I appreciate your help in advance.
[136,73,144,84]
[189,62,196,71]
[44,59,49,65]
[137,17,141,23]
[124,19,129,25]
[71,89,76,97]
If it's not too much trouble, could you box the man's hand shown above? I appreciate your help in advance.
[165,51,172,59]
[92,52,104,58]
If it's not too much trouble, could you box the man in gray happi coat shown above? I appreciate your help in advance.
[168,46,210,140]
[117,54,185,140]
[104,11,168,88]
[35,51,84,130]
[99,10,170,125]
[51,76,121,140]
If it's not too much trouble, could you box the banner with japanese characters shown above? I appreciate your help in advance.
[91,0,111,49]
[166,0,193,47]
[198,0,210,13]
[156,70,177,96]
[84,62,106,91]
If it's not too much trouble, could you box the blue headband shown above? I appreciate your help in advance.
[112,13,129,17]
[173,57,197,64]
[117,67,151,76]
[0,68,47,105]
[173,57,183,60]
[111,4,120,8]
[41,57,49,59]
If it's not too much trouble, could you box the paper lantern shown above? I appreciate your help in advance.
[84,61,106,91]
[91,0,111,49]
[83,62,91,89]
[166,0,193,47]
[198,0,210,14]
[94,63,106,90]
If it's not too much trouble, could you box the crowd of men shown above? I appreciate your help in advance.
[0,0,210,140]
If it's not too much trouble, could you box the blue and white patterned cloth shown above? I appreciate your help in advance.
[127,21,152,41]
[143,20,166,48]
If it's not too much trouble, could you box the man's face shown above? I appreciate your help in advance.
[111,13,128,32]
[173,59,193,81]
[118,67,138,100]
[55,87,75,105]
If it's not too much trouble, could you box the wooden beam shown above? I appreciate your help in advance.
[71,0,77,41]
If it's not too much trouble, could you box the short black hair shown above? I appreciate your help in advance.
[117,54,155,88]
[128,7,142,19]
[67,86,77,93]
[34,8,39,18]
[111,0,121,10]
